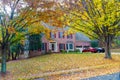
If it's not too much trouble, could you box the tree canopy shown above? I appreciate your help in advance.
[60,0,120,58]
[0,0,65,73]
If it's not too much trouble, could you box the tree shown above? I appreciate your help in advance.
[0,0,65,73]
[91,40,99,48]
[29,34,42,51]
[61,0,120,59]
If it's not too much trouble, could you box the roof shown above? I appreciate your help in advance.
[41,22,69,31]
[42,22,91,41]
[76,32,91,41]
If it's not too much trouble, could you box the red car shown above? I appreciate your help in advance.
[82,47,97,53]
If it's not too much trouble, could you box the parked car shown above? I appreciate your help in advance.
[95,47,105,53]
[82,47,97,53]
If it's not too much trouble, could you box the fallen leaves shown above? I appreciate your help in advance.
[1,53,120,80]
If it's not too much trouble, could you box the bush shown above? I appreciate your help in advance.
[75,49,80,53]
[60,50,67,53]
[69,50,74,52]
[46,50,52,54]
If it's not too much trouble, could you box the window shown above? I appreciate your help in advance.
[59,32,64,38]
[66,43,74,50]
[67,34,73,39]
[69,43,73,49]
[59,44,65,50]
[42,43,47,50]
[50,32,56,38]
[42,43,45,50]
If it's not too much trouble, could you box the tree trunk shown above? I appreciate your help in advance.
[1,46,7,73]
[11,52,16,60]
[104,36,112,59]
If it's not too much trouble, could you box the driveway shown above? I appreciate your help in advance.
[83,72,120,80]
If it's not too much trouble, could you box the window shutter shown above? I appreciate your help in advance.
[54,33,56,38]
[64,44,65,50]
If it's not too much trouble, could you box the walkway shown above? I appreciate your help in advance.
[83,72,120,80]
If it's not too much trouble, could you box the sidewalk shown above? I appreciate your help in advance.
[83,72,120,80]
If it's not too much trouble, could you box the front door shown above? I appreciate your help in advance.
[51,43,55,51]
[49,42,57,52]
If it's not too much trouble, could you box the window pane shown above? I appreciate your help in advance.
[42,43,45,50]
[50,32,55,38]
[69,44,73,49]
[59,44,65,50]
[59,32,64,38]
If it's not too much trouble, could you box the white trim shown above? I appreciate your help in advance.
[49,42,57,52]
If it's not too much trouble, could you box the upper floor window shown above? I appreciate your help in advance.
[67,34,73,39]
[50,32,56,38]
[59,32,64,38]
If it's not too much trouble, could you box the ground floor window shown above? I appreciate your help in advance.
[66,43,74,50]
[41,43,47,51]
[59,44,65,51]
[69,43,73,49]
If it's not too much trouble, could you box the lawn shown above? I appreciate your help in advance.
[1,53,120,80]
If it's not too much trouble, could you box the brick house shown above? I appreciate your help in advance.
[41,27,91,53]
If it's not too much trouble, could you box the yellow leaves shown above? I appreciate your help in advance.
[7,27,16,34]
[20,39,25,45]
[44,28,51,39]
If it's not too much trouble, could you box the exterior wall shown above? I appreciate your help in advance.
[75,41,90,47]
[41,36,49,53]
[53,31,76,52]
[29,50,42,57]
[41,30,76,52]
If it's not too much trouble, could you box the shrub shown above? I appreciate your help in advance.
[75,49,80,53]
[69,50,74,52]
[46,50,52,54]
[60,50,67,53]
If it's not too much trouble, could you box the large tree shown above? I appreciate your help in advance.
[61,0,120,59]
[0,0,64,73]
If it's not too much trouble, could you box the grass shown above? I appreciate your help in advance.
[1,53,120,80]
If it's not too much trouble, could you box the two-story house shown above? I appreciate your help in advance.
[41,25,91,53]
[41,29,75,53]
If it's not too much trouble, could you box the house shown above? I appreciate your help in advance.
[41,26,91,53]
